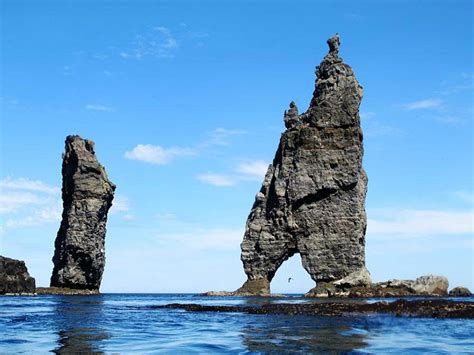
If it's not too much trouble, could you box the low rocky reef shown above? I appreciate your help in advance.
[36,287,100,295]
[203,274,471,298]
[154,299,474,319]
[0,255,36,295]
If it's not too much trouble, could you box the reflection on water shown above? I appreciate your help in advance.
[51,297,110,354]
[241,315,367,353]
[0,294,472,353]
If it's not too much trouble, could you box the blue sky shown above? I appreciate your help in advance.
[1,0,472,293]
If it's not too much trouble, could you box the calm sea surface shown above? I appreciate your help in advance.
[1,294,473,353]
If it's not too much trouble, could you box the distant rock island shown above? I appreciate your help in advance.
[236,34,369,296]
[49,135,115,292]
[0,256,35,295]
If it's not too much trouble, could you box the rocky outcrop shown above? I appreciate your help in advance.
[36,287,99,295]
[449,286,472,297]
[306,274,449,298]
[237,34,368,295]
[0,255,36,294]
[50,135,115,290]
[156,300,474,319]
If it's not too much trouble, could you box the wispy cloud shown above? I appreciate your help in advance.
[360,111,376,120]
[197,173,236,187]
[202,128,246,147]
[85,104,114,112]
[367,208,473,239]
[402,99,443,110]
[0,177,62,228]
[0,192,48,213]
[124,144,196,165]
[235,160,269,180]
[125,127,244,166]
[120,26,179,60]
[4,202,62,228]
[0,177,59,194]
[197,160,269,187]
[110,195,131,214]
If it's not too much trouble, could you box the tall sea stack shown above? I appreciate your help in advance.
[51,135,115,290]
[237,35,369,295]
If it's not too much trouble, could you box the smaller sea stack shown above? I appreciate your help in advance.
[50,135,115,290]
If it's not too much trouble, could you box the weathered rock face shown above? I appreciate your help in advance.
[237,35,368,295]
[308,274,449,298]
[50,135,115,290]
[0,255,36,294]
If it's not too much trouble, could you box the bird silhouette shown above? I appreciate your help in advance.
[288,277,293,283]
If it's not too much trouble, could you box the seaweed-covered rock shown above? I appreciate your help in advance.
[50,135,115,290]
[237,34,368,295]
[0,255,36,294]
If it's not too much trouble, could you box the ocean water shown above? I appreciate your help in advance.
[1,294,473,353]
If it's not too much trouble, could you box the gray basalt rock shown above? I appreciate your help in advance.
[449,286,472,297]
[50,135,115,290]
[0,255,36,294]
[341,274,449,298]
[237,34,368,295]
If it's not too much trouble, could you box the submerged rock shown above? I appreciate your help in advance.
[237,34,368,295]
[0,255,36,294]
[449,286,472,297]
[155,299,474,319]
[50,135,115,291]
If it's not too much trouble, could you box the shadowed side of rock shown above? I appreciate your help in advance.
[236,34,368,296]
[50,135,115,291]
[0,255,36,294]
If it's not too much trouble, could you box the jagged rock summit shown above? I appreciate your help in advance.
[237,34,369,295]
[50,135,115,291]
[0,255,36,294]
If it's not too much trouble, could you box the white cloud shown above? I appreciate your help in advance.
[122,214,135,221]
[196,173,236,187]
[110,195,131,214]
[0,177,61,228]
[402,99,442,110]
[124,144,196,165]
[3,201,62,228]
[85,104,114,112]
[203,128,246,146]
[367,209,474,239]
[0,192,47,213]
[0,177,59,194]
[197,160,269,187]
[236,160,269,180]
